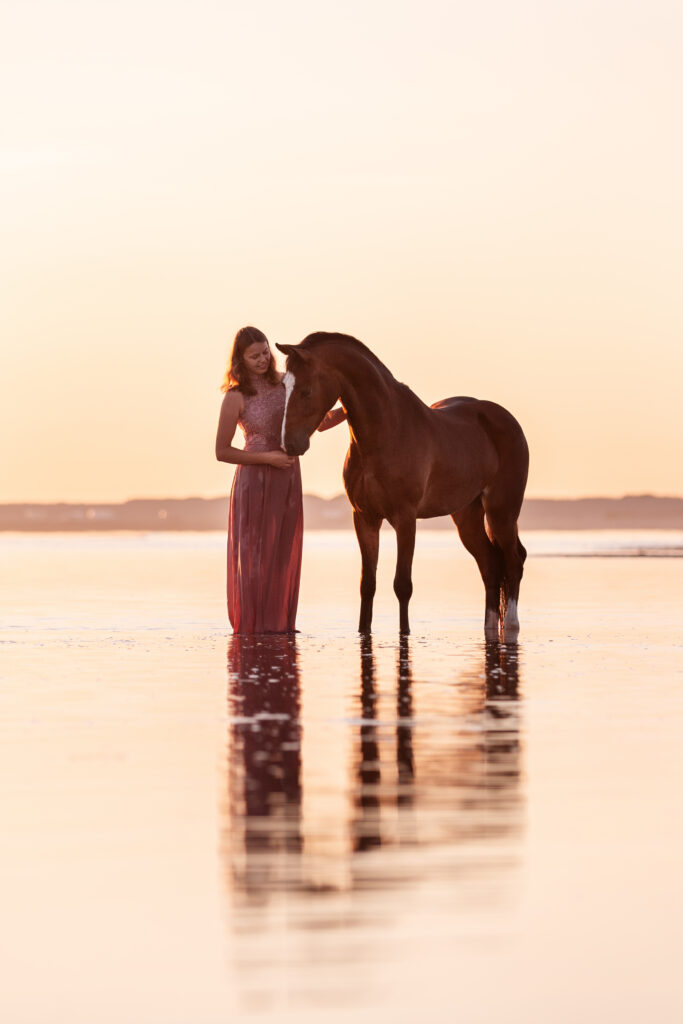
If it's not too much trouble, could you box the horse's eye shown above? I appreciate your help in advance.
[300,389,312,400]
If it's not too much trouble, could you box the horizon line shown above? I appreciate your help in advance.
[2,492,683,507]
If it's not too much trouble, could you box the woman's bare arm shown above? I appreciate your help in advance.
[317,406,348,432]
[215,391,294,469]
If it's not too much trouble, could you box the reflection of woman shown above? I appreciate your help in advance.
[216,326,344,633]
[227,635,302,895]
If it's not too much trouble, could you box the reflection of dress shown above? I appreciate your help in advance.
[227,377,303,633]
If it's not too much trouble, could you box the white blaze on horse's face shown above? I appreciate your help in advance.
[281,371,295,449]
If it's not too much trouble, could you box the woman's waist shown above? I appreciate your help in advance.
[243,435,282,452]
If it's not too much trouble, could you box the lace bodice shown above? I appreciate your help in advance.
[237,377,285,452]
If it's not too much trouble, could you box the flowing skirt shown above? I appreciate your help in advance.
[227,459,303,633]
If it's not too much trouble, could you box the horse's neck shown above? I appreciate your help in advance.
[331,346,416,450]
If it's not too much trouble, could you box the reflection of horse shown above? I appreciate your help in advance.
[276,333,529,636]
[353,636,382,852]
[351,637,417,852]
[226,635,302,899]
[224,632,523,914]
[350,637,522,855]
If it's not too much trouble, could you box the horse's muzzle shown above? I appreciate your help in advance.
[284,433,310,456]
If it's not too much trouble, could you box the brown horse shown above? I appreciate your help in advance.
[276,333,529,636]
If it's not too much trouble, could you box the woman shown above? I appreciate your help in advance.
[216,326,345,633]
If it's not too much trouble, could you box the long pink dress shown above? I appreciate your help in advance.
[227,377,303,634]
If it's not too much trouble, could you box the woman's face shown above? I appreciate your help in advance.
[243,341,271,376]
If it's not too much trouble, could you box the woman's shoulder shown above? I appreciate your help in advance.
[222,386,245,409]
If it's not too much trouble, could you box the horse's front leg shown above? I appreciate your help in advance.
[353,510,383,633]
[391,515,416,635]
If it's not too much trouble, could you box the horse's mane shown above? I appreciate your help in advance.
[299,332,396,381]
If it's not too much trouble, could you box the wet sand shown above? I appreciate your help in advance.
[1,531,682,1022]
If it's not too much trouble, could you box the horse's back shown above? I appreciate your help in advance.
[431,396,527,445]
[431,396,478,410]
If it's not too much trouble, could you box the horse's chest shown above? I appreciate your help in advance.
[359,473,387,511]
[345,468,381,513]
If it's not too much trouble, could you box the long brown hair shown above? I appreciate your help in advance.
[221,326,280,395]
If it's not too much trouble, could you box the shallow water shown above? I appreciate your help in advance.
[1,531,682,1022]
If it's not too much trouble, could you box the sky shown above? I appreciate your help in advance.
[2,0,682,502]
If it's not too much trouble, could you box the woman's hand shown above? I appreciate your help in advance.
[264,450,295,469]
[317,406,347,432]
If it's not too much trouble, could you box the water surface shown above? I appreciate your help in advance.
[1,531,682,1022]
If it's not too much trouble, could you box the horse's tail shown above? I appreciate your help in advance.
[496,537,527,627]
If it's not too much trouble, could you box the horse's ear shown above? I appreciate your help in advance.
[275,343,310,362]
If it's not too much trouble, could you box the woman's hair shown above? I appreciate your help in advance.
[221,326,280,395]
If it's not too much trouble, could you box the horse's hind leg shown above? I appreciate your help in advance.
[353,509,383,633]
[452,498,503,637]
[482,495,527,636]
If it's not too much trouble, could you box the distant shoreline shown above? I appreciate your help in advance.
[1,494,682,532]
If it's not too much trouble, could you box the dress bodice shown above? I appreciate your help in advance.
[238,377,285,452]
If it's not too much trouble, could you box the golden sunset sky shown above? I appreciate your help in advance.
[2,0,681,502]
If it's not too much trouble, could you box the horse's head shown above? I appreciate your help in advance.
[275,342,340,456]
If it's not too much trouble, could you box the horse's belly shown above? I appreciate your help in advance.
[416,448,497,518]
[416,486,482,519]
[345,435,493,521]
